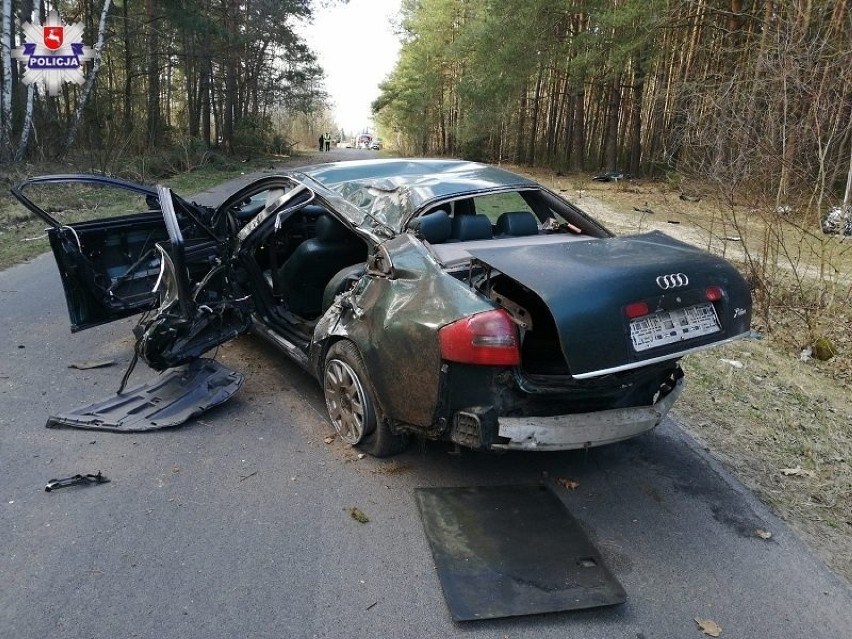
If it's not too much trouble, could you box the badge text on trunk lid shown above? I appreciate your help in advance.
[656,273,689,289]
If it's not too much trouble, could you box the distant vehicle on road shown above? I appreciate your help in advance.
[369,140,382,150]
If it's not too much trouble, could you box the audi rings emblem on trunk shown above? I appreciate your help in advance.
[656,273,689,289]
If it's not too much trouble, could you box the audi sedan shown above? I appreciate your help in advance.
[12,159,752,456]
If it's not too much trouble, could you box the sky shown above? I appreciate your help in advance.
[298,0,403,135]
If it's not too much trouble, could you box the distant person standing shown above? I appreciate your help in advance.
[319,133,325,151]
[325,134,331,152]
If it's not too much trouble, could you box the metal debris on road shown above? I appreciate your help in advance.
[45,471,110,492]
[68,359,116,370]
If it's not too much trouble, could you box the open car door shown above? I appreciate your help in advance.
[11,175,254,371]
[11,175,215,331]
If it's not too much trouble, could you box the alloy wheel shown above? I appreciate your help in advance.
[324,358,368,444]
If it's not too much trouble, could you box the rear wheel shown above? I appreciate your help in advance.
[323,341,408,457]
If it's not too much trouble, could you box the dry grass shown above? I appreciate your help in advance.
[680,342,852,578]
[519,166,852,582]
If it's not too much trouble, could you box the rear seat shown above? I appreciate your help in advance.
[496,211,539,236]
[409,210,539,245]
[409,209,451,244]
[450,214,493,241]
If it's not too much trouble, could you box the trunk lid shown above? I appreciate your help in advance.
[468,231,751,378]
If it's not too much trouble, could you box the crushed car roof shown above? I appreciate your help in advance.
[292,159,539,230]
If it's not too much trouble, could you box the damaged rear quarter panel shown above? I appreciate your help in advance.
[314,235,493,428]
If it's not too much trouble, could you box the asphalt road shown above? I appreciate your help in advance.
[2,151,851,638]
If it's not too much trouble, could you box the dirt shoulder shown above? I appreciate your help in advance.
[519,166,852,582]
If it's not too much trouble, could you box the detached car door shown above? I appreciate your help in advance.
[11,175,205,331]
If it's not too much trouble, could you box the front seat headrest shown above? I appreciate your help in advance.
[315,215,352,242]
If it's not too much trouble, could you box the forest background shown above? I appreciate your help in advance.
[1,0,849,210]
[0,0,340,173]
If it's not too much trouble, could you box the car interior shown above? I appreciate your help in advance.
[411,192,606,270]
[272,208,367,318]
[234,193,368,323]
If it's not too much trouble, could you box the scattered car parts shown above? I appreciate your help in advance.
[45,471,110,492]
[45,359,243,432]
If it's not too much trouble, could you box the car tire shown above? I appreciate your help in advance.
[323,341,409,457]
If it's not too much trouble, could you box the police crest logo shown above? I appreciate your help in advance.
[12,10,94,96]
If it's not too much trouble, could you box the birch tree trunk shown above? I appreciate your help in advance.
[1,0,13,162]
[61,0,113,157]
[14,84,35,161]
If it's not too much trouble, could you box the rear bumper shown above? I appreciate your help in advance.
[490,376,684,451]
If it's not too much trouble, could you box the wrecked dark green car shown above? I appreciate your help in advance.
[12,159,752,456]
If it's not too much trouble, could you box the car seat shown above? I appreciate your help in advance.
[450,214,493,241]
[409,209,451,244]
[496,211,539,236]
[275,215,366,318]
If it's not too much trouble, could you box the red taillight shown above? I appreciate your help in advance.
[705,286,724,302]
[625,301,650,319]
[439,309,520,366]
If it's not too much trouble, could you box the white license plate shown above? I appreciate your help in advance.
[630,303,721,352]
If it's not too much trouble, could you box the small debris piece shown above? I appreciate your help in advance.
[821,204,852,236]
[593,171,625,182]
[723,236,741,242]
[799,346,812,361]
[754,529,773,540]
[324,435,336,444]
[357,453,366,460]
[695,618,722,637]
[667,220,681,224]
[679,193,701,202]
[239,471,258,482]
[68,359,116,370]
[349,507,370,523]
[366,601,378,611]
[557,478,580,490]
[45,471,110,492]
[719,359,744,369]
[780,466,814,478]
[633,206,655,215]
